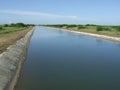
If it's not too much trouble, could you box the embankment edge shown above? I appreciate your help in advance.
[47,27,120,43]
[0,27,35,90]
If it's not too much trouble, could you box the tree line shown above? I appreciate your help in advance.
[0,23,35,30]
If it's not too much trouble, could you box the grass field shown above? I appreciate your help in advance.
[0,26,28,34]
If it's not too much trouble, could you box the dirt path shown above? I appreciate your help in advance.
[0,26,34,54]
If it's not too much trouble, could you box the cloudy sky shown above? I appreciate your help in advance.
[0,0,120,25]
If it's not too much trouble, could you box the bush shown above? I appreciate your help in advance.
[116,26,120,31]
[10,23,16,27]
[77,26,86,29]
[96,26,103,31]
[60,24,77,28]
[4,24,9,27]
[103,27,111,31]
[65,25,70,28]
[0,27,3,30]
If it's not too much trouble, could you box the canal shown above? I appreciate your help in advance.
[15,26,120,90]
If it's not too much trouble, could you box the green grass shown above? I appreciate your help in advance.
[44,24,120,37]
[0,26,28,34]
[0,23,34,34]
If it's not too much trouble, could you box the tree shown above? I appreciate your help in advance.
[15,23,26,27]
[4,24,9,27]
[9,23,26,27]
[10,23,16,27]
[85,24,96,26]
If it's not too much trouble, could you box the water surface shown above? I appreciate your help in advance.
[16,26,120,90]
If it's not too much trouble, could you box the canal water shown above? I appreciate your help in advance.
[15,26,120,90]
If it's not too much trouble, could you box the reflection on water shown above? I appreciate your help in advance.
[15,26,120,90]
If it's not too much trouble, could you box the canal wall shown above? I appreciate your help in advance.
[0,28,34,90]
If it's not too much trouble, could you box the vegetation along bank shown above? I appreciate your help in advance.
[44,24,120,42]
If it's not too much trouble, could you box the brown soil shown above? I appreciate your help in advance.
[0,26,34,54]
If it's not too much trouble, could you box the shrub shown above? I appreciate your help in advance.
[65,24,77,28]
[65,26,70,28]
[0,27,3,30]
[103,27,111,31]
[96,26,103,31]
[10,23,16,27]
[4,24,9,27]
[116,26,120,31]
[77,26,86,29]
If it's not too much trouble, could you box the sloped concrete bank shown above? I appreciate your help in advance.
[0,28,34,90]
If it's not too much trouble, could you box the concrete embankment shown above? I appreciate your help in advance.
[0,28,34,90]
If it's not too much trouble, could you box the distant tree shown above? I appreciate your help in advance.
[10,23,16,27]
[9,23,26,27]
[4,24,9,27]
[15,23,26,27]
[30,24,35,26]
[70,24,77,27]
[85,24,96,26]
[85,24,91,26]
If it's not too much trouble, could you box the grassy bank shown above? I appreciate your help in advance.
[0,23,34,54]
[0,23,34,34]
[44,24,120,37]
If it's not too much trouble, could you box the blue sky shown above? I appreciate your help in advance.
[0,0,120,25]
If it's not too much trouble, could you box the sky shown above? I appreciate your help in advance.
[0,0,120,25]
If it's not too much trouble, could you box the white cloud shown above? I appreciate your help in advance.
[0,9,77,19]
[0,9,100,24]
